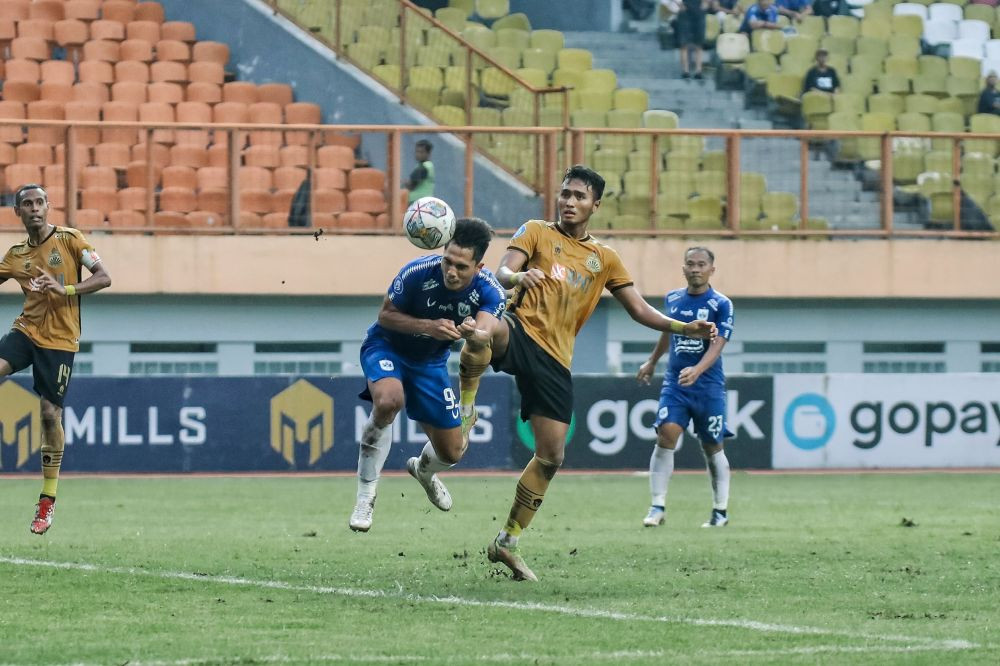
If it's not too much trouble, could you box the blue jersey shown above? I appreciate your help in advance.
[663,286,734,392]
[364,254,506,362]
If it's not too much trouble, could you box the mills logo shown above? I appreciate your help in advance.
[269,379,334,466]
[0,382,41,470]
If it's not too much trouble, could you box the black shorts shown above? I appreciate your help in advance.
[0,329,75,407]
[491,314,573,424]
[676,10,706,46]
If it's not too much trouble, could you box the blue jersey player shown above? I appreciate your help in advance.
[636,246,734,528]
[349,218,506,532]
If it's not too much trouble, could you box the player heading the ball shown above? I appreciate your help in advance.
[349,217,505,533]
[458,165,717,581]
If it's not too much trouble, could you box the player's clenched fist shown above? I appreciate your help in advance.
[513,268,546,289]
[424,318,462,341]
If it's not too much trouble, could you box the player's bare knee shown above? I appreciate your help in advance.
[372,394,403,421]
[40,401,62,425]
[702,442,723,456]
[535,455,561,479]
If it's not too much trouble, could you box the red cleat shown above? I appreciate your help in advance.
[30,497,55,535]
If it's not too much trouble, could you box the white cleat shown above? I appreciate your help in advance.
[702,509,729,527]
[407,456,453,511]
[643,506,665,527]
[349,494,376,532]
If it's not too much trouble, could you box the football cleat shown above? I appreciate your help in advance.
[406,456,453,511]
[460,405,477,445]
[642,506,665,527]
[30,497,55,535]
[349,494,376,532]
[702,509,729,528]
[487,537,538,582]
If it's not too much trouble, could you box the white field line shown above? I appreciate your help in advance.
[0,556,980,655]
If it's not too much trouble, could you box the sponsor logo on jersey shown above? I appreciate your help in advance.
[47,249,63,268]
[550,262,567,280]
[585,253,602,273]
[669,307,678,314]
[707,298,719,310]
[458,302,471,317]
[269,379,334,467]
[667,292,682,302]
[468,290,480,304]
[0,382,42,470]
[379,360,394,371]
[697,308,709,320]
[427,298,437,307]
[422,278,439,291]
[681,309,693,316]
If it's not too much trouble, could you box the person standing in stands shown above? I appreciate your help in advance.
[404,140,435,204]
[977,72,1000,115]
[676,0,709,80]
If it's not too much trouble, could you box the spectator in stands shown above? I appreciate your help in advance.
[712,0,743,19]
[811,0,849,17]
[740,0,780,33]
[776,0,813,22]
[802,48,840,95]
[978,72,1000,115]
[404,140,435,204]
[676,0,710,79]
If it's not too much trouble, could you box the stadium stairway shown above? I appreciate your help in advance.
[563,28,922,229]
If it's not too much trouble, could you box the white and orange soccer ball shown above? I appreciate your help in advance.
[403,196,456,250]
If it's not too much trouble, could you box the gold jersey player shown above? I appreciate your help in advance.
[459,166,716,581]
[0,184,111,534]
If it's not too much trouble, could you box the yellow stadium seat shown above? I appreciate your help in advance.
[834,92,864,114]
[779,53,810,76]
[475,0,509,19]
[751,29,785,55]
[913,75,947,98]
[701,150,726,172]
[694,171,727,199]
[891,14,923,39]
[592,148,628,175]
[741,171,767,198]
[623,170,652,196]
[888,35,920,58]
[462,25,497,51]
[840,74,875,96]
[931,111,964,150]
[785,34,820,61]
[917,55,947,78]
[688,195,723,228]
[432,104,466,125]
[659,170,695,197]
[964,4,996,29]
[480,67,515,96]
[762,192,799,228]
[521,48,556,73]
[580,68,617,92]
[803,90,834,129]
[434,7,467,32]
[828,111,861,161]
[821,35,855,57]
[346,42,381,70]
[372,64,401,88]
[897,111,930,132]
[868,93,904,115]
[967,113,1000,156]
[860,19,891,40]
[487,45,520,69]
[613,88,649,112]
[716,33,750,63]
[406,86,440,110]
[643,109,679,129]
[491,13,531,32]
[666,151,701,172]
[799,15,827,38]
[578,90,613,113]
[744,52,778,81]
[410,65,445,90]
[515,67,547,87]
[923,150,953,175]
[604,109,642,151]
[884,55,918,78]
[828,15,859,40]
[496,28,530,50]
[876,74,910,96]
[449,0,475,17]
[529,29,564,52]
[855,36,888,60]
[905,93,938,115]
[557,48,592,72]
[670,134,705,155]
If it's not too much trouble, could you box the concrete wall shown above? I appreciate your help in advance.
[508,0,625,32]
[156,0,541,226]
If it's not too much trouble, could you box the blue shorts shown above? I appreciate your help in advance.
[359,336,460,429]
[655,383,733,444]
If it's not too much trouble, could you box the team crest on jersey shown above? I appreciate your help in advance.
[511,224,527,240]
[458,302,471,317]
[697,308,709,320]
[422,278,439,291]
[554,245,562,255]
[393,277,403,294]
[47,249,62,268]
[584,253,602,273]
[23,259,31,272]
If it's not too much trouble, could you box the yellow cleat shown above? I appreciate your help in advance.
[460,405,478,444]
[487,537,538,582]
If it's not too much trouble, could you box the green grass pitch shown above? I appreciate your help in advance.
[1,471,998,665]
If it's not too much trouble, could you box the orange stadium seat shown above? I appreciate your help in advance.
[111,80,148,103]
[81,187,118,215]
[81,165,117,189]
[108,209,146,227]
[188,61,224,85]
[160,187,197,213]
[236,212,261,228]
[150,60,186,83]
[162,165,197,189]
[54,19,88,61]
[125,160,162,188]
[135,2,166,24]
[161,21,196,43]
[284,103,322,145]
[16,142,53,166]
[169,144,208,168]
[0,2,29,23]
[83,39,120,62]
[0,144,17,167]
[153,211,190,228]
[73,82,110,104]
[279,145,308,167]
[239,189,271,214]
[185,81,221,103]
[2,81,39,103]
[347,189,387,214]
[138,101,174,143]
[120,38,154,62]
[349,168,386,191]
[65,101,101,144]
[29,1,63,22]
[0,102,25,140]
[79,60,114,84]
[243,145,280,168]
[102,1,135,24]
[261,212,288,228]
[126,21,160,43]
[17,19,55,42]
[118,187,149,211]
[315,188,347,213]
[65,1,101,22]
[336,211,376,229]
[197,166,227,190]
[90,20,125,42]
[11,37,50,61]
[212,102,248,147]
[54,142,91,169]
[238,166,272,191]
[222,81,258,104]
[197,188,227,215]
[40,82,73,103]
[315,167,346,190]
[192,41,229,65]
[41,60,75,85]
[249,102,283,146]
[148,81,183,104]
[317,145,354,170]
[6,164,42,189]
[115,60,150,83]
[73,208,105,228]
[45,185,65,208]
[311,212,334,228]
[93,142,131,168]
[156,39,189,62]
[101,101,139,143]
[175,101,211,146]
[206,144,227,167]
[131,142,170,167]
[187,211,223,228]
[27,100,64,144]
[274,166,306,191]
[257,83,293,106]
[5,59,40,82]
[43,164,68,188]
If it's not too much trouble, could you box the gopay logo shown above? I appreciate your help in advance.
[784,393,836,450]
[516,414,576,452]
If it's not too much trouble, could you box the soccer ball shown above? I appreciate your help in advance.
[403,196,456,250]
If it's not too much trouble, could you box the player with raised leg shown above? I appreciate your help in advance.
[458,166,717,581]
[637,246,734,528]
[349,217,505,532]
[0,184,111,534]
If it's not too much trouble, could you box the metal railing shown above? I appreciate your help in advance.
[1,119,998,239]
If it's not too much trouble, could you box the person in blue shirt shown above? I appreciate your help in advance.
[349,217,506,532]
[740,0,781,32]
[636,246,735,528]
[776,0,812,22]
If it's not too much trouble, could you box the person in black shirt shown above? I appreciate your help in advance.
[978,72,1000,115]
[676,0,709,79]
[802,48,840,95]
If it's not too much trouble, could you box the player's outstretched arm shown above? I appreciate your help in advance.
[31,262,111,296]
[495,249,545,290]
[612,285,717,340]
[377,297,461,341]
